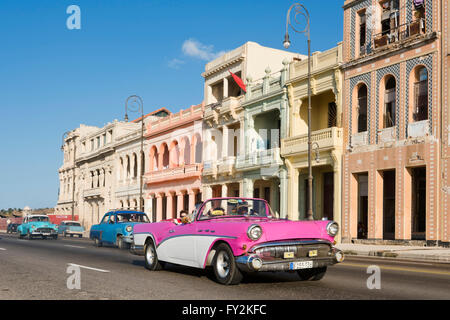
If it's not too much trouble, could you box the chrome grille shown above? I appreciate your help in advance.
[36,228,54,233]
[254,243,331,260]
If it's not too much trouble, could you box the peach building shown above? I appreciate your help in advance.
[342,0,449,245]
[144,104,204,222]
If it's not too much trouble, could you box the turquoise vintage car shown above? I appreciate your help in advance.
[58,220,85,238]
[89,210,149,249]
[17,215,59,240]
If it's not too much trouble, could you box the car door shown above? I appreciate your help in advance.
[59,222,65,234]
[102,213,117,244]
[156,221,197,267]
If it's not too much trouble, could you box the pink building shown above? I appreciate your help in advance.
[144,104,204,222]
[342,0,449,246]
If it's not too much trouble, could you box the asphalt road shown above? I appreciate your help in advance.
[0,232,449,300]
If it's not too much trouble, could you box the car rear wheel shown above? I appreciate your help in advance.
[212,243,243,285]
[18,232,23,239]
[94,237,102,247]
[144,240,163,271]
[297,266,327,281]
[27,231,32,240]
[116,235,127,250]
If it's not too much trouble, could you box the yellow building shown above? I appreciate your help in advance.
[281,43,343,241]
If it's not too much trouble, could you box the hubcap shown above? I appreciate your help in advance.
[216,251,230,278]
[146,246,155,265]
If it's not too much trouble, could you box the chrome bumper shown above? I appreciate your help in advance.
[130,244,145,256]
[236,248,344,272]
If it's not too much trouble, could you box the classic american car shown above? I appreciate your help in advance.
[131,197,344,285]
[17,215,59,239]
[7,223,20,234]
[90,210,150,249]
[58,220,85,238]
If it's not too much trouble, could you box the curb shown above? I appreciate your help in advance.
[342,249,450,263]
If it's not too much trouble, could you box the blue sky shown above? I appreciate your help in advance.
[0,0,343,209]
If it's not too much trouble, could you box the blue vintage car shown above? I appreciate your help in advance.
[89,210,149,249]
[17,215,59,239]
[58,220,85,238]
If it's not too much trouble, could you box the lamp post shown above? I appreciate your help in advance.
[283,3,314,220]
[62,131,76,221]
[125,95,144,212]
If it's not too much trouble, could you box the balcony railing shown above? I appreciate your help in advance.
[83,188,101,198]
[373,18,425,50]
[351,131,368,147]
[144,164,202,183]
[282,127,343,156]
[377,126,396,143]
[236,148,282,170]
[408,119,430,138]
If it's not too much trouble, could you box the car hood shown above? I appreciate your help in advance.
[197,217,333,242]
[30,221,57,228]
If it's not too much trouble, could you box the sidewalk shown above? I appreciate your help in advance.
[336,243,450,263]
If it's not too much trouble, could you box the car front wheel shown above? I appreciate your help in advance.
[144,240,163,271]
[117,235,127,250]
[212,244,243,285]
[94,238,102,247]
[297,266,327,281]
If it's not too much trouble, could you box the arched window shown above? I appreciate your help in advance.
[413,66,428,121]
[183,137,191,165]
[384,76,396,128]
[133,153,138,178]
[162,144,169,169]
[126,155,130,178]
[357,84,368,132]
[141,151,145,176]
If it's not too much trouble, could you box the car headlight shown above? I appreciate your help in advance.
[326,221,339,236]
[247,224,262,240]
[126,225,132,232]
[31,225,36,229]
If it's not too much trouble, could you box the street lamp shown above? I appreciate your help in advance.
[284,3,314,220]
[125,95,144,212]
[62,131,76,221]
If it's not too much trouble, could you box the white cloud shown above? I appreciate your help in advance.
[167,58,185,69]
[182,38,226,61]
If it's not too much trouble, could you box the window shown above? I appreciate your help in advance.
[357,85,368,132]
[91,139,94,151]
[359,11,366,54]
[328,102,337,128]
[413,67,428,121]
[97,136,100,148]
[103,133,107,145]
[384,76,396,128]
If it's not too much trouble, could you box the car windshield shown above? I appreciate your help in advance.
[116,213,149,223]
[198,199,270,220]
[66,222,81,226]
[29,216,49,222]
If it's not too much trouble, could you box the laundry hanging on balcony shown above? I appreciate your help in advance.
[228,70,246,93]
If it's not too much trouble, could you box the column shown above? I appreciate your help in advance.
[166,193,174,219]
[286,160,299,220]
[270,179,280,216]
[279,168,288,218]
[222,125,229,160]
[243,178,254,198]
[177,192,184,217]
[333,163,342,243]
[156,194,163,222]
[373,171,384,239]
[188,190,196,214]
[203,185,212,201]
[221,184,228,198]
[401,167,412,240]
[223,77,228,99]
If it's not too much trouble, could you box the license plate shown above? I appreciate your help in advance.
[43,233,50,236]
[283,252,294,259]
[308,250,318,257]
[289,261,313,270]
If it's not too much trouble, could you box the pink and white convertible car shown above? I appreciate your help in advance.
[131,197,344,285]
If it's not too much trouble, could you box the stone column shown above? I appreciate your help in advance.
[203,185,212,201]
[374,171,384,239]
[222,125,229,160]
[177,192,184,217]
[188,190,196,214]
[333,160,342,243]
[279,168,288,218]
[223,77,228,99]
[156,194,163,222]
[221,184,228,198]
[243,178,254,198]
[166,193,174,219]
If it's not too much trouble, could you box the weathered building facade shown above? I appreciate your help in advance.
[341,0,448,245]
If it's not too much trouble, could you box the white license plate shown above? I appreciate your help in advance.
[289,261,313,270]
[43,233,51,236]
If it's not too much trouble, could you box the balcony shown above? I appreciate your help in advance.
[144,164,202,183]
[282,127,343,156]
[217,157,236,174]
[408,120,430,138]
[83,188,102,199]
[373,19,425,50]
[236,148,283,170]
[378,126,396,143]
[204,96,243,121]
[351,131,368,147]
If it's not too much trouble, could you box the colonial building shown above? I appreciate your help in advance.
[281,44,344,235]
[144,104,204,222]
[341,0,447,244]
[201,41,303,202]
[237,61,290,216]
